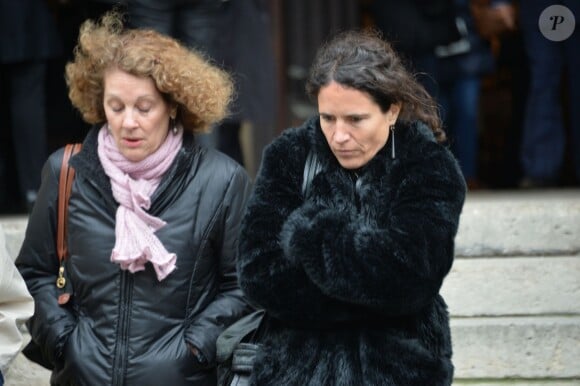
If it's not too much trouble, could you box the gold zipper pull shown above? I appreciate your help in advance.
[56,266,66,288]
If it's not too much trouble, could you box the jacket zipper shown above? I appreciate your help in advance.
[112,271,133,386]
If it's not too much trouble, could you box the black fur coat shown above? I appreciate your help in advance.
[238,117,466,385]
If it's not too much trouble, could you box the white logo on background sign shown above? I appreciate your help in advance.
[539,5,575,41]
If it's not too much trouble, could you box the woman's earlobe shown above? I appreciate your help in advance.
[393,102,402,115]
[388,102,402,124]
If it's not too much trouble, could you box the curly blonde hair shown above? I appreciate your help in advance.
[65,11,233,134]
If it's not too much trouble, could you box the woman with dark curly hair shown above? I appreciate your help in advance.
[237,30,466,385]
[16,11,252,385]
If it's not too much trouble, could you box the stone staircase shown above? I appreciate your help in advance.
[445,189,580,386]
[2,189,579,386]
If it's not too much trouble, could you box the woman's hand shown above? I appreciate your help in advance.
[187,344,207,365]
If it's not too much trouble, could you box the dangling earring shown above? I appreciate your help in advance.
[170,109,178,135]
[390,124,396,159]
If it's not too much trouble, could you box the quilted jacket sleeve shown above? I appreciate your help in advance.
[184,163,254,364]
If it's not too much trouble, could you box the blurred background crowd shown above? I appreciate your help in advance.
[1,0,578,215]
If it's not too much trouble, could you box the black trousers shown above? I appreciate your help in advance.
[1,61,47,201]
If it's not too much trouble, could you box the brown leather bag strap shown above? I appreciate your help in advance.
[57,143,82,263]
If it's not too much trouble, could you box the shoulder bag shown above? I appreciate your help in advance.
[21,143,82,370]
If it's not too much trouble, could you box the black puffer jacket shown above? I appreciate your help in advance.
[16,127,252,386]
[238,117,466,385]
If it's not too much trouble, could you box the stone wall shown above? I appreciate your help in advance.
[2,190,580,385]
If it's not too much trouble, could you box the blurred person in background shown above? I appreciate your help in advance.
[368,0,461,97]
[432,0,515,188]
[126,0,277,169]
[518,0,580,188]
[0,0,62,212]
[369,0,516,189]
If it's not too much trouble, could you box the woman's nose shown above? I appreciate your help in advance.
[122,111,138,128]
[333,121,350,143]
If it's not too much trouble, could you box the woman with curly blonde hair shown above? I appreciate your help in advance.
[16,11,252,385]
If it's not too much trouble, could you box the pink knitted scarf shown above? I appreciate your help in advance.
[97,125,183,281]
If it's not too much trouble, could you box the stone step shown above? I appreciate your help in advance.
[7,316,580,385]
[3,191,580,261]
[5,352,51,386]
[455,190,580,257]
[451,316,580,379]
[442,255,580,317]
[453,381,580,385]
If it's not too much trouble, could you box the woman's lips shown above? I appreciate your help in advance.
[335,149,355,157]
[123,138,142,148]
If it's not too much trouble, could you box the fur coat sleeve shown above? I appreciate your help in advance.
[238,120,466,324]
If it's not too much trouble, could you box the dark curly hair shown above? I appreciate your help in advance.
[306,29,445,143]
